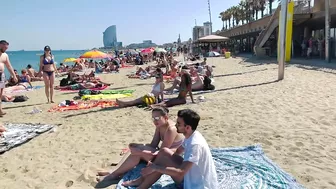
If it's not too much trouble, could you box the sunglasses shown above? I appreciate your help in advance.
[152,116,161,121]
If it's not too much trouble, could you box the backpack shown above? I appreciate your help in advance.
[78,89,101,96]
[60,78,69,86]
[203,76,215,91]
[13,95,29,102]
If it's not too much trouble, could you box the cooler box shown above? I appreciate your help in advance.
[225,52,231,58]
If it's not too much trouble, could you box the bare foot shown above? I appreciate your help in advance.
[0,112,6,116]
[51,101,55,103]
[122,177,144,187]
[96,173,120,182]
[96,170,111,176]
[116,99,124,108]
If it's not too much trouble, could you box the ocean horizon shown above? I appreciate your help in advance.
[3,50,89,77]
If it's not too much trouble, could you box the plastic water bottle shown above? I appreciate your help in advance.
[27,107,42,114]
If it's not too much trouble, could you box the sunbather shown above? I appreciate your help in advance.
[153,72,195,108]
[96,107,184,182]
[116,74,164,107]
[164,68,204,92]
[19,69,33,88]
[55,81,110,90]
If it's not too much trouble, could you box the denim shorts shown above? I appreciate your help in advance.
[176,180,184,189]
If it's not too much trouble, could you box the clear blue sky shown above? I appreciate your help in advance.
[2,0,244,50]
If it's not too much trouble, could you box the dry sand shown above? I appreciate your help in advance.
[0,56,335,189]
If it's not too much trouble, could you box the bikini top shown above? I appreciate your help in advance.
[20,76,28,83]
[43,55,54,65]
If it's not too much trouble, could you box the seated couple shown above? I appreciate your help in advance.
[97,109,218,189]
[165,66,214,93]
[117,72,195,108]
[7,69,33,88]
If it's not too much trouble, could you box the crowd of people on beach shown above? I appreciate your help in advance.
[0,39,220,188]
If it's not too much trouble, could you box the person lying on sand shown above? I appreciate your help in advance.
[55,81,111,90]
[152,71,195,108]
[96,107,184,182]
[1,94,15,102]
[121,109,218,189]
[116,74,164,107]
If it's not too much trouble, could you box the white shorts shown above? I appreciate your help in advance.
[0,73,5,89]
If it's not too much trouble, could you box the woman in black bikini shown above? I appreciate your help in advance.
[153,71,195,108]
[39,46,59,103]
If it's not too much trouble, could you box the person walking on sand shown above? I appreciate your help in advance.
[0,40,18,117]
[39,45,59,103]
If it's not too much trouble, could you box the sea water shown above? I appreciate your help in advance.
[4,50,87,77]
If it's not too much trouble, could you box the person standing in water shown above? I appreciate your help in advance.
[39,46,59,103]
[0,40,18,116]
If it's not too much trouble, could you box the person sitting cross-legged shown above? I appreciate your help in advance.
[122,109,218,189]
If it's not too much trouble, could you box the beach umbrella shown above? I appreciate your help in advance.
[79,50,111,59]
[63,58,78,63]
[155,48,167,53]
[141,48,154,54]
[207,51,221,57]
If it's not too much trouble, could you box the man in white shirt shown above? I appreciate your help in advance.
[0,40,18,116]
[122,109,218,189]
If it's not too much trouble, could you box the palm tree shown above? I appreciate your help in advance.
[258,0,266,17]
[239,0,248,24]
[232,6,240,26]
[268,0,274,15]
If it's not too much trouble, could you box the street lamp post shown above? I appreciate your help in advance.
[208,0,213,34]
[325,0,331,63]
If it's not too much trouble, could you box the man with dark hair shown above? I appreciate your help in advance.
[0,40,18,116]
[122,109,218,189]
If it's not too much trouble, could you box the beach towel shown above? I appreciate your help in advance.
[48,100,117,112]
[0,123,55,154]
[101,89,135,95]
[78,89,135,97]
[81,93,133,100]
[164,89,215,95]
[116,145,305,189]
[4,85,44,94]
[59,85,108,92]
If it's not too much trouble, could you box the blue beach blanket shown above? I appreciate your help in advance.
[116,145,305,189]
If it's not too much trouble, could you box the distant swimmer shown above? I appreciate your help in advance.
[0,40,18,116]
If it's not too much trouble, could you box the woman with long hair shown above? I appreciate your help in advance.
[154,70,195,108]
[96,107,184,182]
[116,74,165,107]
[39,46,59,103]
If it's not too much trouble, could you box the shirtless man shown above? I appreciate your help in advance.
[0,40,18,116]
[27,64,43,81]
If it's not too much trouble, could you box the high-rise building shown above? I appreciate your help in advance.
[192,26,205,41]
[103,25,119,48]
[203,22,212,36]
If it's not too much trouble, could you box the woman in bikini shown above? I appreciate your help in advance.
[39,46,59,103]
[19,69,33,88]
[97,107,184,182]
[116,74,165,107]
[155,71,195,107]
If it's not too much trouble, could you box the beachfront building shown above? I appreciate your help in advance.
[126,40,157,49]
[192,21,212,41]
[217,0,336,60]
[103,25,122,49]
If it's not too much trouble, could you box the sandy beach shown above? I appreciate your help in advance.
[0,56,335,189]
